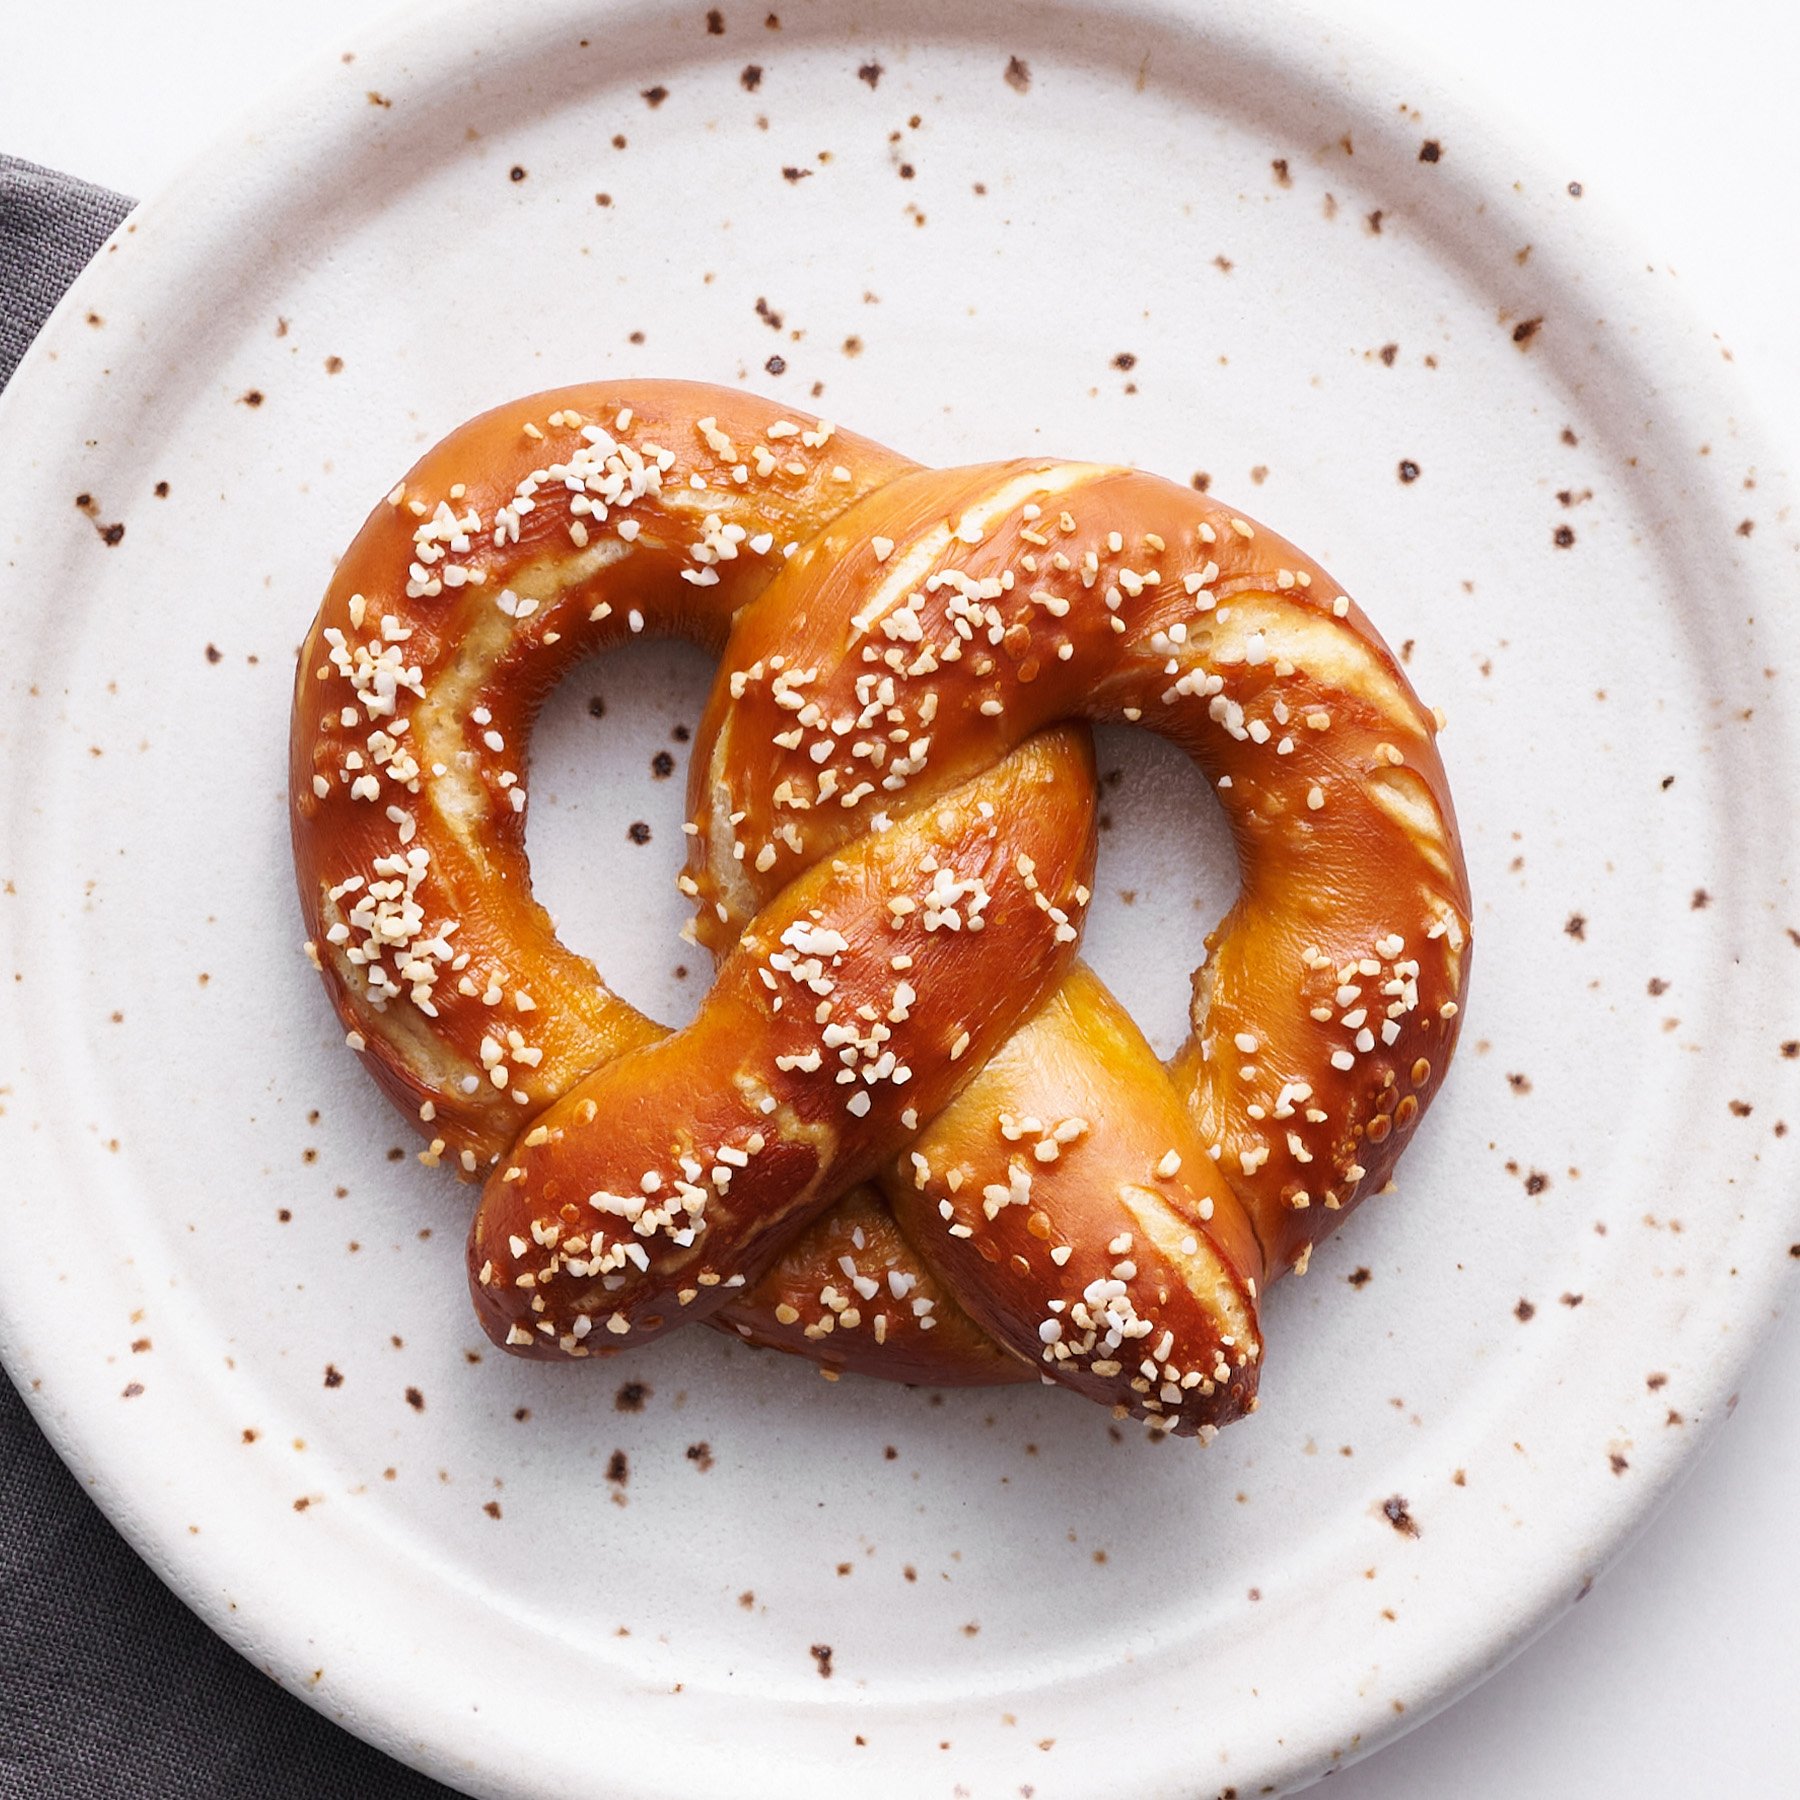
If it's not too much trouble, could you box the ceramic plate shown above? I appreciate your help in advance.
[3,1,1796,1794]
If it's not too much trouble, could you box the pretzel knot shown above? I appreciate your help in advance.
[291,380,1472,1440]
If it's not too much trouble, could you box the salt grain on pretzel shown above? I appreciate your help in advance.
[290,379,1472,1439]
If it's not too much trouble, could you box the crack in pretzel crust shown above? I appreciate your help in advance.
[290,379,1473,1440]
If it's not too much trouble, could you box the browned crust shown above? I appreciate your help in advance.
[290,380,1472,1439]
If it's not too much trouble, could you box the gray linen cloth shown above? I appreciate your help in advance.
[0,154,456,1800]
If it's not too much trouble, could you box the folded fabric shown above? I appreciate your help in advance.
[0,154,133,388]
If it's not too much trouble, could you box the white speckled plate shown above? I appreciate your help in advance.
[3,1,1797,1794]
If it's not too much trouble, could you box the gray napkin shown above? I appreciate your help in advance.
[0,154,131,386]
[0,154,457,1800]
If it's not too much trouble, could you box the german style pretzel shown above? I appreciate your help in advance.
[291,380,1471,1439]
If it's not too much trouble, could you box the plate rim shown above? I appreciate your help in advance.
[3,0,1798,1793]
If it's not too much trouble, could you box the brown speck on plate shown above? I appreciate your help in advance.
[1398,459,1420,483]
[642,85,669,108]
[628,820,652,844]
[607,1449,630,1485]
[705,8,724,32]
[1515,1297,1537,1321]
[686,1441,715,1471]
[239,389,264,407]
[810,1643,834,1678]
[1004,55,1030,92]
[323,1364,343,1388]
[859,61,882,87]
[1419,139,1442,163]
[740,64,762,90]
[1347,1267,1372,1288]
[781,166,812,183]
[1382,1495,1419,1538]
[483,1500,503,1519]
[1564,913,1586,939]
[404,1386,425,1411]
[1512,316,1544,346]
[765,353,786,375]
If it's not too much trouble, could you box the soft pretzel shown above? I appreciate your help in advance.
[291,380,1471,1439]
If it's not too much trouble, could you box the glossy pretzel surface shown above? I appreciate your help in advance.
[291,380,1471,1437]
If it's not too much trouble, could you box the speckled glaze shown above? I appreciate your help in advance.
[1,2,1795,1796]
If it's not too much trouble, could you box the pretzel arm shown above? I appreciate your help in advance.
[883,963,1264,1436]
[466,728,1096,1357]
[294,380,1038,1386]
[291,381,915,1169]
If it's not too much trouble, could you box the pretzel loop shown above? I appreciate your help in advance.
[291,380,1471,1439]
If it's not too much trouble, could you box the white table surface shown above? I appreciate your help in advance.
[5,2,1797,1793]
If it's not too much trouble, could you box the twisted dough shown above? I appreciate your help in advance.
[291,380,1471,1439]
